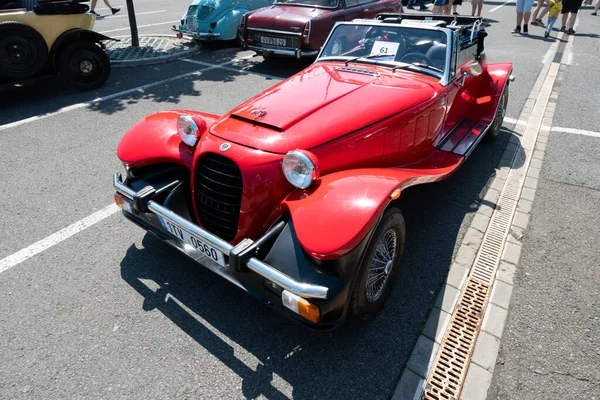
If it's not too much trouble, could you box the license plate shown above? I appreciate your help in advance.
[186,16,197,31]
[260,36,287,47]
[158,215,226,267]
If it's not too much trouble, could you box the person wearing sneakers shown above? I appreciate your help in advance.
[89,0,120,16]
[560,0,583,34]
[531,0,551,27]
[592,0,599,15]
[544,0,562,37]
[512,0,534,33]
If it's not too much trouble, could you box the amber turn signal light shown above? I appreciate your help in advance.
[281,290,321,323]
[114,194,124,209]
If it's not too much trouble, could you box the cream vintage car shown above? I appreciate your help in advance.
[0,0,116,90]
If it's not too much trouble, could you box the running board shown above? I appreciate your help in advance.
[438,119,490,158]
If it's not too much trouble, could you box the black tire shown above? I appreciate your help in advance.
[486,84,509,141]
[0,21,49,80]
[58,41,111,91]
[349,207,406,322]
[330,37,346,56]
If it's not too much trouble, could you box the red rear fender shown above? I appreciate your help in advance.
[283,162,461,260]
[117,110,220,168]
[472,63,514,124]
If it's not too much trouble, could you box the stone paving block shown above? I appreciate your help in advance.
[520,186,536,202]
[477,201,495,217]
[534,141,547,152]
[471,331,501,372]
[463,227,484,251]
[490,280,513,309]
[517,198,533,214]
[524,176,539,190]
[502,241,522,265]
[530,157,543,168]
[482,303,509,338]
[508,134,521,146]
[489,177,505,192]
[406,335,440,378]
[482,188,500,205]
[527,167,541,179]
[423,307,452,344]
[391,369,424,400]
[447,262,469,290]
[471,212,491,233]
[494,168,509,181]
[497,261,516,286]
[455,243,477,267]
[533,149,545,160]
[434,284,460,314]
[512,210,530,230]
[461,360,494,400]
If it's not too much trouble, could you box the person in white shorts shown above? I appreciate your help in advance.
[512,0,535,33]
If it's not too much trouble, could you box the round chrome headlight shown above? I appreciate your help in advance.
[282,150,319,189]
[178,115,200,147]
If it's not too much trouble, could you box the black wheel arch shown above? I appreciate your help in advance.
[49,29,117,72]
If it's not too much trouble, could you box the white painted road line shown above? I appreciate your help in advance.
[0,205,119,274]
[489,0,515,12]
[552,127,600,138]
[0,56,252,132]
[100,20,178,34]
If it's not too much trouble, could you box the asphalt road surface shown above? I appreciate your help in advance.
[1,1,597,399]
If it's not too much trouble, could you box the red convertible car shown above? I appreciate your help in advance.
[113,14,513,330]
[239,0,403,59]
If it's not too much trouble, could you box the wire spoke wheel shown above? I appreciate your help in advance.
[366,229,397,303]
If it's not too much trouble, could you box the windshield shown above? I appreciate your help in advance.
[274,0,339,8]
[318,24,449,76]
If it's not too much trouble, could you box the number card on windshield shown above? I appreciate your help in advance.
[369,41,400,61]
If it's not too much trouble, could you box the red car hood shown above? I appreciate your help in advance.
[209,62,439,154]
[246,5,330,31]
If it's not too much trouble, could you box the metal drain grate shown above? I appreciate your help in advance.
[423,279,490,400]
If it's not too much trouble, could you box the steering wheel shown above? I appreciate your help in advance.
[400,52,435,66]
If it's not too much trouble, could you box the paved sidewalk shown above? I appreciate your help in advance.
[104,35,202,66]
[488,14,600,400]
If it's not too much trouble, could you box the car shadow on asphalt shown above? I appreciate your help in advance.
[118,126,523,399]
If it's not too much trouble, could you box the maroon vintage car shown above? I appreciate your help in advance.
[238,0,403,59]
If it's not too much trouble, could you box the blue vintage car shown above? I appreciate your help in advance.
[173,0,273,41]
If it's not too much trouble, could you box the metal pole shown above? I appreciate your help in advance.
[125,0,139,47]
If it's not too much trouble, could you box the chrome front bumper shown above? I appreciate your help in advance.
[171,26,221,39]
[113,173,328,300]
[245,44,319,59]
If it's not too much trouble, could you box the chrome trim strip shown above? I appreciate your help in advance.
[247,45,318,58]
[113,174,329,300]
[247,27,303,36]
[247,259,329,300]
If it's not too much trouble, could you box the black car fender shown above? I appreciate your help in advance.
[49,28,119,72]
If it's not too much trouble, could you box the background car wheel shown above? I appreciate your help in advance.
[486,84,509,141]
[0,21,48,80]
[58,41,111,91]
[349,207,406,323]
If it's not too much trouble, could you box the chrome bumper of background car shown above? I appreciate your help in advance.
[113,173,329,300]
[246,44,318,59]
[171,26,221,39]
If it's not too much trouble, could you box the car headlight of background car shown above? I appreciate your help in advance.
[282,150,319,189]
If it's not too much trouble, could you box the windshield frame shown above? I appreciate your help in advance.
[315,21,454,85]
[273,0,340,9]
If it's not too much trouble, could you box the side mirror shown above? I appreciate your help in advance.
[462,61,483,77]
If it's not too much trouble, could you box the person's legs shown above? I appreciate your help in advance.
[593,0,600,14]
[544,16,556,36]
[477,3,483,15]
[532,0,545,20]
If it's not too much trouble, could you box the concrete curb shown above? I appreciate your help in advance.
[106,35,203,67]
[391,29,570,400]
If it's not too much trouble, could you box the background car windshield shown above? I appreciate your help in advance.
[319,24,448,73]
[274,0,339,8]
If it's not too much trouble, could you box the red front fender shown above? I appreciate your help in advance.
[116,110,220,167]
[282,158,462,260]
[473,62,514,124]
